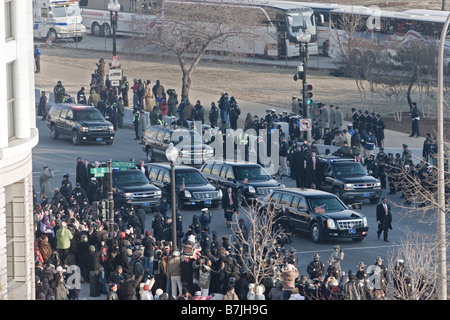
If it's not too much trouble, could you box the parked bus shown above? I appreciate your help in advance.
[33,0,86,42]
[80,0,318,58]
[327,6,450,67]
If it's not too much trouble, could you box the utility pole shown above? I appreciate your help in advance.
[436,12,449,300]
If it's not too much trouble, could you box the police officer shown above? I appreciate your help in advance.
[151,207,165,241]
[60,173,73,202]
[376,148,388,189]
[199,227,211,256]
[199,208,212,233]
[306,253,325,280]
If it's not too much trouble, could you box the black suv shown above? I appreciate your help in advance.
[112,168,162,209]
[46,104,115,145]
[145,163,222,208]
[258,188,369,243]
[316,155,382,204]
[200,160,284,205]
[142,126,214,166]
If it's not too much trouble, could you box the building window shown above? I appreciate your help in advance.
[7,62,15,140]
[5,185,15,282]
[5,0,15,40]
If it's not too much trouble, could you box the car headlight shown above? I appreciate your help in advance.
[80,127,89,132]
[374,182,381,188]
[155,190,162,196]
[248,186,256,193]
[327,218,336,229]
[344,183,354,191]
[279,184,285,188]
[125,192,133,198]
[184,190,192,198]
[362,217,368,227]
[218,189,223,197]
[108,125,114,131]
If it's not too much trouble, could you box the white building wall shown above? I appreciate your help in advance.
[0,0,39,300]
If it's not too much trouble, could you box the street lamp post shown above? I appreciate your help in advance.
[166,143,179,251]
[296,30,311,141]
[107,0,120,57]
[436,12,449,301]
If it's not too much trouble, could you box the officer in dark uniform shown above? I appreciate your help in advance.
[151,208,165,241]
[358,110,365,133]
[60,173,73,202]
[199,227,211,256]
[386,153,397,195]
[199,208,212,234]
[351,107,359,130]
[376,148,388,189]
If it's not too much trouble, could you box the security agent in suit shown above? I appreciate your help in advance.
[376,197,392,242]
[222,187,238,228]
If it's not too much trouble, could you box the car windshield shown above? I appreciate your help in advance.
[333,162,367,177]
[309,196,346,213]
[113,170,149,186]
[52,4,81,18]
[234,166,271,181]
[74,109,105,121]
[175,171,208,186]
[171,129,203,145]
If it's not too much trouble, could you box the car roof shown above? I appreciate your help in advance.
[274,188,337,197]
[318,155,359,163]
[146,162,200,171]
[53,103,98,110]
[204,160,263,167]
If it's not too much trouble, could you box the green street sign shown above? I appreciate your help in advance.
[111,161,136,171]
[90,167,108,177]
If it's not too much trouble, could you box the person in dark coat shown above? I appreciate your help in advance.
[305,151,319,189]
[376,197,392,242]
[209,102,219,128]
[76,159,92,192]
[117,274,137,300]
[151,209,165,241]
[290,146,305,188]
[222,187,238,228]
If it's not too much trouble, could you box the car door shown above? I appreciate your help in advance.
[288,195,310,232]
[208,163,222,188]
[320,163,334,192]
[58,108,69,135]
[153,130,166,160]
[155,169,170,199]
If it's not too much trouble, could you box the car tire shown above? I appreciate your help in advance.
[370,196,380,204]
[310,222,323,243]
[146,147,154,162]
[334,189,345,203]
[72,131,81,145]
[50,124,59,139]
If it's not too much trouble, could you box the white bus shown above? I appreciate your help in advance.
[33,0,86,42]
[294,2,365,56]
[327,6,450,67]
[80,0,319,58]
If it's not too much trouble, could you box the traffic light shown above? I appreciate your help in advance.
[304,83,313,105]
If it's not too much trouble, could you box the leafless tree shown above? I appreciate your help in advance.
[128,0,265,101]
[387,232,442,300]
[229,200,290,286]
[330,10,373,105]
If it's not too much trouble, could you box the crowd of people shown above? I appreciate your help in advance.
[33,58,446,301]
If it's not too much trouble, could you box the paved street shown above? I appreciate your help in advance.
[32,37,441,300]
[32,117,435,300]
